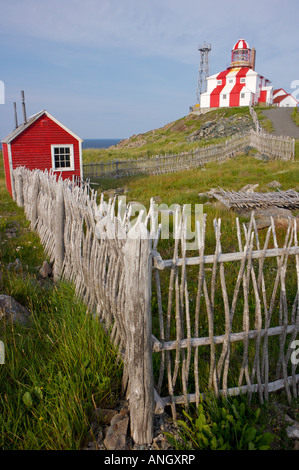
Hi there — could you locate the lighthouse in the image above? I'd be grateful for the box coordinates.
[199,39,273,109]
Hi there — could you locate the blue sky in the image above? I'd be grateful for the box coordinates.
[0,0,298,139]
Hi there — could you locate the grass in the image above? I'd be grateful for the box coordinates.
[254,106,275,133]
[0,155,123,450]
[82,107,253,163]
[292,107,299,127]
[88,152,299,212]
[1,101,299,449]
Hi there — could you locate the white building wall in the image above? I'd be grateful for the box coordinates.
[277,95,298,107]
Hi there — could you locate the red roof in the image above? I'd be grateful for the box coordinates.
[232,39,250,50]
[273,93,298,104]
[273,88,287,97]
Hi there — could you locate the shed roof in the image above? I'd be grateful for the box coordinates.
[273,93,298,104]
[1,110,83,144]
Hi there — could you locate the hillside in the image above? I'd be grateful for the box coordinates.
[83,107,263,163]
[114,107,254,149]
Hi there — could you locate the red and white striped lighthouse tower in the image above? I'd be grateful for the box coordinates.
[199,39,272,109]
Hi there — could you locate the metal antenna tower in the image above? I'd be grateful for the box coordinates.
[196,42,211,104]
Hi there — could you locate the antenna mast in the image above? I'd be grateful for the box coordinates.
[196,42,211,104]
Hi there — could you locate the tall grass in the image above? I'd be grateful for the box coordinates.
[0,277,122,450]
[0,154,122,450]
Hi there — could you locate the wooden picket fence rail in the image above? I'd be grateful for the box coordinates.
[83,132,250,179]
[12,166,299,445]
[83,109,295,180]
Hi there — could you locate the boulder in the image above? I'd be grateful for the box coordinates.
[7,258,22,273]
[103,409,130,450]
[267,180,282,188]
[0,294,31,326]
[253,207,294,230]
[39,261,53,278]
[241,184,259,193]
[286,423,299,440]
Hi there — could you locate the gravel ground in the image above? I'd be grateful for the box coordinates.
[263,108,299,138]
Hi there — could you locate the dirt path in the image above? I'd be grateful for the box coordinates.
[262,108,299,139]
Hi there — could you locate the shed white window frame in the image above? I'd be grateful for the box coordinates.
[51,144,75,171]
[240,77,246,83]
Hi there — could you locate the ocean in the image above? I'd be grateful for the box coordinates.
[0,139,122,151]
[82,139,122,149]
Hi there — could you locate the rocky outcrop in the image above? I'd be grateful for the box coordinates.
[186,114,254,143]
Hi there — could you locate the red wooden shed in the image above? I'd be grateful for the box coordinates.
[1,109,83,197]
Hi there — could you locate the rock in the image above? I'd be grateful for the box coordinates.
[294,440,299,450]
[39,261,52,278]
[254,208,294,230]
[241,184,259,193]
[285,414,295,424]
[0,294,31,326]
[243,145,253,155]
[267,180,282,188]
[7,258,22,273]
[103,411,130,450]
[206,188,217,197]
[256,154,269,161]
[92,408,118,425]
[198,192,212,200]
[5,226,18,238]
[286,423,299,440]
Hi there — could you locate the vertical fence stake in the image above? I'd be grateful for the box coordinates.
[123,227,154,445]
[31,171,39,230]
[16,171,24,207]
[54,180,65,282]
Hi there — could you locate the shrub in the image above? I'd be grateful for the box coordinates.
[165,396,274,450]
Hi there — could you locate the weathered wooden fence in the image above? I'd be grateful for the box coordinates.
[12,166,299,445]
[151,211,299,419]
[83,132,250,179]
[83,110,295,180]
[249,104,295,161]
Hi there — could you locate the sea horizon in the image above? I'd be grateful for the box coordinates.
[0,138,123,151]
[82,138,122,149]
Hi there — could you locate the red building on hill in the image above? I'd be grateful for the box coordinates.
[1,107,83,197]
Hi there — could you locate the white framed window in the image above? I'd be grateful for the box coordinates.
[240,78,246,83]
[229,79,234,84]
[241,93,245,99]
[51,145,74,171]
[217,80,222,85]
[223,94,227,99]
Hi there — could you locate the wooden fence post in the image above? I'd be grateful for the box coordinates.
[16,171,24,207]
[122,226,154,445]
[54,180,65,282]
[30,171,39,230]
